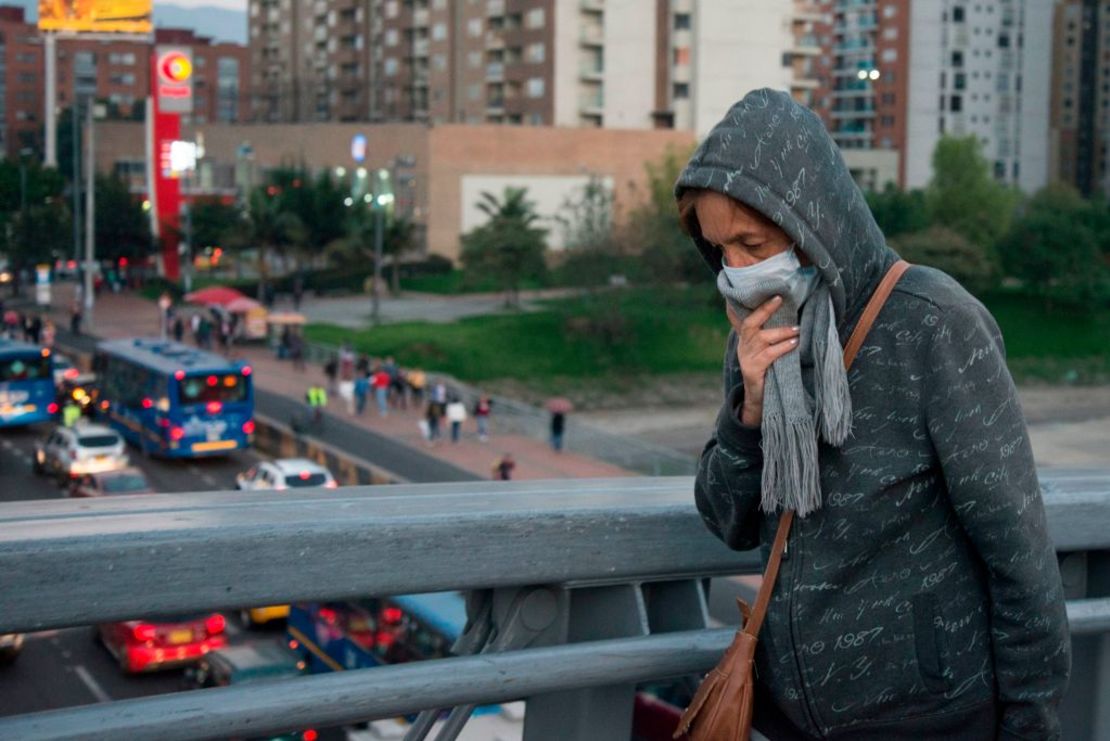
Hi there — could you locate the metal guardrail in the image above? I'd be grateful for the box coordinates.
[301,339,697,476]
[1,471,1108,740]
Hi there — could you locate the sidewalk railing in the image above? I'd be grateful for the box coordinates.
[1,470,1109,740]
[302,339,698,476]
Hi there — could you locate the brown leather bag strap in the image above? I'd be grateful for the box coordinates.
[843,259,912,371]
[742,259,912,638]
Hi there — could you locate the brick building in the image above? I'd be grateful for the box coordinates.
[0,5,249,158]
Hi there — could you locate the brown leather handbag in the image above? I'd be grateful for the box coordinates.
[673,260,911,741]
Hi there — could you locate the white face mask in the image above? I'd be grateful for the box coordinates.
[720,248,819,302]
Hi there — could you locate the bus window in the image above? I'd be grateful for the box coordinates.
[0,355,50,381]
[179,374,248,405]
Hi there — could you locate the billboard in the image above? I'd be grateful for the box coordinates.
[38,0,153,35]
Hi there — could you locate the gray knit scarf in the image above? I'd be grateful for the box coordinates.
[717,267,852,517]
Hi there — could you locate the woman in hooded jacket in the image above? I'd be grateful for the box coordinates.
[676,88,1069,740]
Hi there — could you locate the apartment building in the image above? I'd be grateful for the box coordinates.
[1049,0,1110,197]
[904,0,1053,192]
[249,0,800,133]
[0,6,249,158]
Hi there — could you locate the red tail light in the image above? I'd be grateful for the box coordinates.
[382,607,403,624]
[375,630,396,648]
[241,419,255,435]
[206,375,218,387]
[141,398,153,409]
[169,426,185,441]
[317,607,337,625]
[205,614,226,635]
[205,401,222,414]
[63,368,79,380]
[132,623,156,642]
[174,370,185,381]
[47,402,59,414]
[241,365,252,377]
[288,639,300,650]
[302,731,318,741]
[99,400,109,410]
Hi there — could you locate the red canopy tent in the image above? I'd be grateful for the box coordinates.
[184,286,248,307]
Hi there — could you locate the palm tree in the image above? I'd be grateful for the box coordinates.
[342,208,418,296]
[230,187,307,301]
[461,187,548,308]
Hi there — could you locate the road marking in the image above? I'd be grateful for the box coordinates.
[74,664,112,703]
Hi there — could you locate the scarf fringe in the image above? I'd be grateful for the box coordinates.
[816,304,853,446]
[760,416,822,517]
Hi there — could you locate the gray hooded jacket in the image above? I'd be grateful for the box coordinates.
[676,89,1069,740]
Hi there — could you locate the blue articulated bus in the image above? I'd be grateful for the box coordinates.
[0,339,57,428]
[93,338,254,458]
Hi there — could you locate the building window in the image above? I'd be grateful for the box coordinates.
[433,53,447,71]
[468,18,482,37]
[674,13,691,30]
[881,92,895,105]
[385,58,399,76]
[998,34,1010,48]
[526,43,545,63]
[881,48,897,62]
[529,112,544,125]
[880,115,894,127]
[952,6,965,22]
[467,83,481,101]
[525,8,545,29]
[527,77,544,98]
[950,95,962,112]
[954,73,966,90]
[109,73,136,86]
[385,1,399,19]
[673,82,689,99]
[674,47,690,66]
[468,51,482,68]
[432,23,447,40]
[952,50,963,67]
[386,29,399,46]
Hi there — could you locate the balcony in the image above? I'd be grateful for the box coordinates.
[485,31,505,49]
[790,77,819,90]
[791,35,822,56]
[579,63,603,81]
[487,0,504,17]
[0,472,1108,739]
[580,0,604,13]
[579,91,604,115]
[580,26,604,47]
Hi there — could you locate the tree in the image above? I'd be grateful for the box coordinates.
[620,144,705,285]
[94,174,152,264]
[553,174,623,287]
[890,226,997,295]
[459,187,548,308]
[925,135,1021,249]
[1,203,72,295]
[998,183,1110,307]
[866,183,929,239]
[188,199,242,252]
[342,208,418,296]
[229,186,308,300]
[266,167,347,263]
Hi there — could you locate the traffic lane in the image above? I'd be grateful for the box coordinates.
[0,425,65,502]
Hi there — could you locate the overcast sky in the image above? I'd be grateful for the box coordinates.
[163,0,245,9]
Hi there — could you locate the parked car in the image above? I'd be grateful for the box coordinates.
[0,633,23,665]
[235,459,337,491]
[98,613,227,673]
[33,423,128,482]
[69,468,153,498]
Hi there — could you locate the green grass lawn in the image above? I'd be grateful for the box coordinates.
[399,270,547,295]
[306,286,1109,388]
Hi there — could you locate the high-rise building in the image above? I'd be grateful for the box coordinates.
[1049,0,1110,197]
[0,6,250,158]
[905,0,1053,193]
[248,0,800,133]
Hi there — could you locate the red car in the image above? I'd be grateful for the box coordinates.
[98,613,228,673]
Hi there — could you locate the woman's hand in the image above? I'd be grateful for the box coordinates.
[726,297,800,427]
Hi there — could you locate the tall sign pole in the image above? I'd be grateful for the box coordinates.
[149,46,194,282]
[44,33,57,168]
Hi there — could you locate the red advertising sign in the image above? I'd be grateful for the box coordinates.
[155,46,193,114]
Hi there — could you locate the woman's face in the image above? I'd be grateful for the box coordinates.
[694,190,811,268]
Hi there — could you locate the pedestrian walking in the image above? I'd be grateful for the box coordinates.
[354,372,369,415]
[290,333,306,371]
[671,88,1068,740]
[323,354,338,394]
[549,411,565,452]
[28,315,42,345]
[446,397,467,443]
[41,319,55,349]
[69,302,82,336]
[371,366,391,417]
[407,368,427,405]
[491,453,515,481]
[304,383,328,426]
[424,399,441,443]
[190,313,202,345]
[172,316,185,343]
[337,343,356,414]
[473,396,492,442]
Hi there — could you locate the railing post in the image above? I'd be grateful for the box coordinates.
[1059,550,1110,740]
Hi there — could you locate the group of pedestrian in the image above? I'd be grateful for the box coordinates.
[186,310,238,354]
[325,344,429,421]
[420,385,493,446]
[276,325,306,369]
[1,308,56,348]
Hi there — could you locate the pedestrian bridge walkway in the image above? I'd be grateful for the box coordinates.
[1,471,1108,740]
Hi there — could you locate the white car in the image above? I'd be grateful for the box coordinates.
[236,459,338,491]
[33,423,129,482]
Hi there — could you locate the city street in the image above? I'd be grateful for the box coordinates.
[0,424,276,718]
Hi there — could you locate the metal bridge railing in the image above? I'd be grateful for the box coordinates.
[1,471,1108,740]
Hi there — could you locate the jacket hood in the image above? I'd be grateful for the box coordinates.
[675,88,898,332]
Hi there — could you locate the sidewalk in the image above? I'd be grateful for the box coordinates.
[42,285,634,482]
